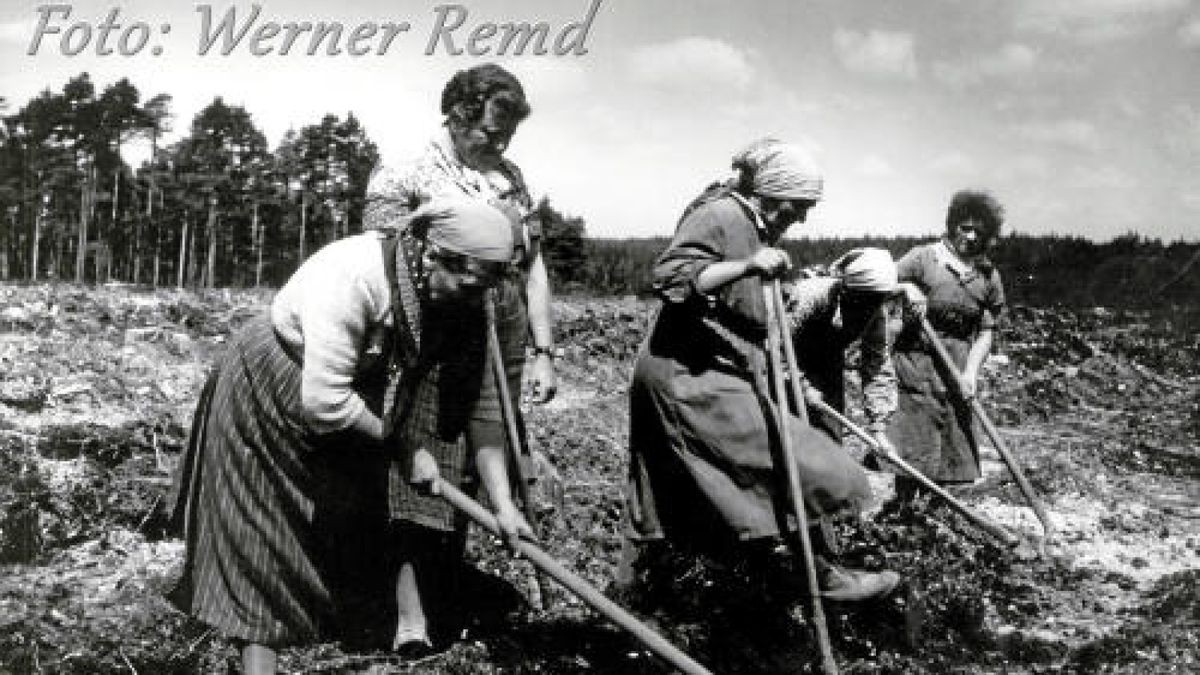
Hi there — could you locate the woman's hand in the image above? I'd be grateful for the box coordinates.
[871,431,895,454]
[493,501,535,551]
[529,353,557,403]
[748,247,792,279]
[803,384,825,409]
[409,448,441,494]
[959,368,978,400]
[900,282,927,319]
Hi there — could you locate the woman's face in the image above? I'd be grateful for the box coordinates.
[839,289,890,334]
[423,246,497,308]
[949,218,994,258]
[759,197,816,240]
[449,97,520,171]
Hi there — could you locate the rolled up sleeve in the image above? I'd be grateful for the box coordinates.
[652,208,726,304]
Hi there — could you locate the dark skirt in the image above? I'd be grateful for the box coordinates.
[625,347,871,549]
[887,337,982,483]
[495,273,529,407]
[386,274,527,531]
[167,315,389,645]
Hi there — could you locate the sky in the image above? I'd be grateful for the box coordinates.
[2,0,1199,241]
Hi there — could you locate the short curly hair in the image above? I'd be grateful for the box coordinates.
[440,64,531,127]
[945,190,1004,240]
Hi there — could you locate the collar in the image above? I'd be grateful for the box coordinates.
[429,131,483,191]
[429,129,524,204]
[934,239,977,281]
[430,128,457,162]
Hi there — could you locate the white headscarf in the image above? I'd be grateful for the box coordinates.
[412,198,514,263]
[832,248,898,294]
[731,137,824,201]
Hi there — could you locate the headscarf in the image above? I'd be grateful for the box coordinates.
[731,137,824,201]
[832,247,898,294]
[410,198,513,263]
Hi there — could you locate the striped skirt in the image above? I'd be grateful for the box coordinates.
[167,315,390,645]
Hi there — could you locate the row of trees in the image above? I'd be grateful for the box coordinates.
[3,73,1194,308]
[0,73,381,288]
[1,73,590,290]
[577,234,1200,309]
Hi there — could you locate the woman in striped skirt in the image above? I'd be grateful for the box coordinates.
[168,198,530,675]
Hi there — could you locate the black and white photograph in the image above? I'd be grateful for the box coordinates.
[1,1,1198,673]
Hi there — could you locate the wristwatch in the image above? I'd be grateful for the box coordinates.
[531,345,555,359]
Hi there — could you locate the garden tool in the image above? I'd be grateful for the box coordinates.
[919,316,1055,545]
[485,289,552,610]
[808,397,1020,548]
[765,278,839,675]
[424,470,715,675]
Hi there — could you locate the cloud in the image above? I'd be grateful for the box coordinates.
[1016,119,1102,152]
[1068,164,1131,190]
[929,151,977,175]
[1017,0,1190,43]
[1161,104,1200,161]
[998,154,1052,180]
[933,43,1038,87]
[1180,18,1200,48]
[1181,188,1200,212]
[832,29,918,80]
[856,154,895,177]
[626,37,758,92]
[508,60,589,101]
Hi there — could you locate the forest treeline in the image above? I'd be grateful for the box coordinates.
[0,72,590,290]
[577,235,1200,309]
[1,73,1196,309]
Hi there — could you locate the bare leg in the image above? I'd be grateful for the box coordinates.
[393,561,430,649]
[240,642,276,675]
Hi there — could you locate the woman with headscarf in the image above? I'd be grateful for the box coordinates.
[167,199,530,675]
[620,138,899,602]
[887,190,1007,490]
[786,248,900,449]
[364,62,560,655]
[367,63,557,407]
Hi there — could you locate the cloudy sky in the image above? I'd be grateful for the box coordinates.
[3,0,1198,241]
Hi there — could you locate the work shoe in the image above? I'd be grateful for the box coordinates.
[819,563,901,601]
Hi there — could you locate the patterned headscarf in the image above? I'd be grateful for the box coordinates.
[832,247,898,294]
[731,137,824,201]
[412,198,513,263]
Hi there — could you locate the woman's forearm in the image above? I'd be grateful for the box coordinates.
[695,260,754,294]
[475,444,516,509]
[525,253,553,349]
[964,329,994,381]
[347,407,384,443]
[474,440,531,547]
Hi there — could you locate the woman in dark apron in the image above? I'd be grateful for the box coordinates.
[622,139,900,603]
[887,190,1007,489]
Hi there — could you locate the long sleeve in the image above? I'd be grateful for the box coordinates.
[895,245,930,287]
[271,234,390,434]
[653,204,727,305]
[859,305,898,432]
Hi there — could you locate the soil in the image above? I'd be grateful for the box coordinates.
[1,285,1196,674]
